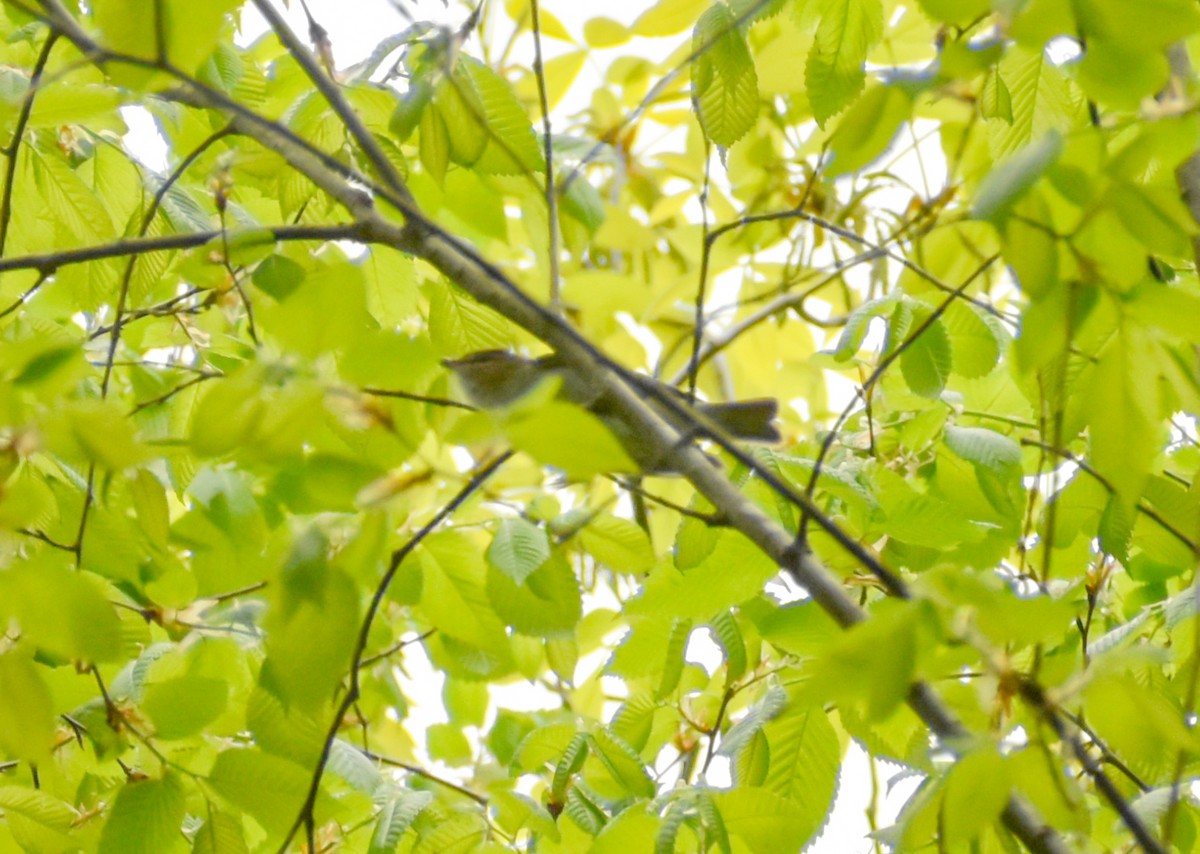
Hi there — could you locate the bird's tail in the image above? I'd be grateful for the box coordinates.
[699,399,780,442]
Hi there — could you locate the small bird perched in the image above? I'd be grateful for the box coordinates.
[442,349,779,473]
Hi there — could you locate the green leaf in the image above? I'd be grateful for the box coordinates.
[1,556,123,662]
[1075,0,1200,49]
[832,296,896,361]
[806,600,926,721]
[578,513,656,574]
[654,617,692,699]
[260,534,360,712]
[711,610,747,683]
[418,101,450,183]
[872,465,988,548]
[487,517,551,583]
[972,131,1062,222]
[492,789,562,843]
[206,749,313,837]
[436,75,490,168]
[487,549,582,637]
[43,398,149,471]
[142,674,228,740]
[944,425,1021,473]
[721,682,789,757]
[917,0,989,26]
[899,316,952,398]
[988,48,1082,158]
[762,707,840,805]
[941,748,1011,845]
[456,56,545,175]
[428,722,473,764]
[369,789,433,854]
[94,0,241,73]
[428,283,515,355]
[1088,331,1159,502]
[1076,39,1170,109]
[634,0,712,37]
[98,774,186,854]
[629,531,776,620]
[0,652,54,763]
[711,787,816,853]
[189,367,265,457]
[504,400,638,479]
[827,83,912,176]
[590,728,655,798]
[413,813,487,854]
[691,3,760,147]
[806,0,884,126]
[1107,182,1196,259]
[549,731,590,799]
[192,809,249,854]
[416,531,510,651]
[0,786,76,850]
[942,301,1002,378]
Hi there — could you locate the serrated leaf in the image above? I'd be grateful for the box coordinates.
[1089,331,1158,502]
[711,610,747,683]
[655,617,692,699]
[456,56,545,175]
[942,301,1002,378]
[428,283,514,355]
[369,789,434,854]
[762,708,840,842]
[831,296,895,361]
[590,728,655,798]
[806,0,883,126]
[691,4,760,147]
[578,513,656,574]
[487,549,582,637]
[551,731,590,800]
[413,813,488,854]
[487,517,551,583]
[720,684,788,758]
[711,787,816,853]
[899,317,952,398]
[988,48,1082,157]
[944,425,1021,473]
[192,808,249,854]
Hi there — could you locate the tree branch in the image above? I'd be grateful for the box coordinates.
[0,224,366,276]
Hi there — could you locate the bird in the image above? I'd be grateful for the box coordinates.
[441,349,779,473]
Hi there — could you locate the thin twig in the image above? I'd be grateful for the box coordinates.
[363,749,488,805]
[278,452,512,853]
[360,387,476,410]
[358,629,435,669]
[0,31,58,256]
[529,0,561,312]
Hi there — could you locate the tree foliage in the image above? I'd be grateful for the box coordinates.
[0,0,1199,851]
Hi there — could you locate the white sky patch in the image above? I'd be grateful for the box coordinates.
[119,105,168,173]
